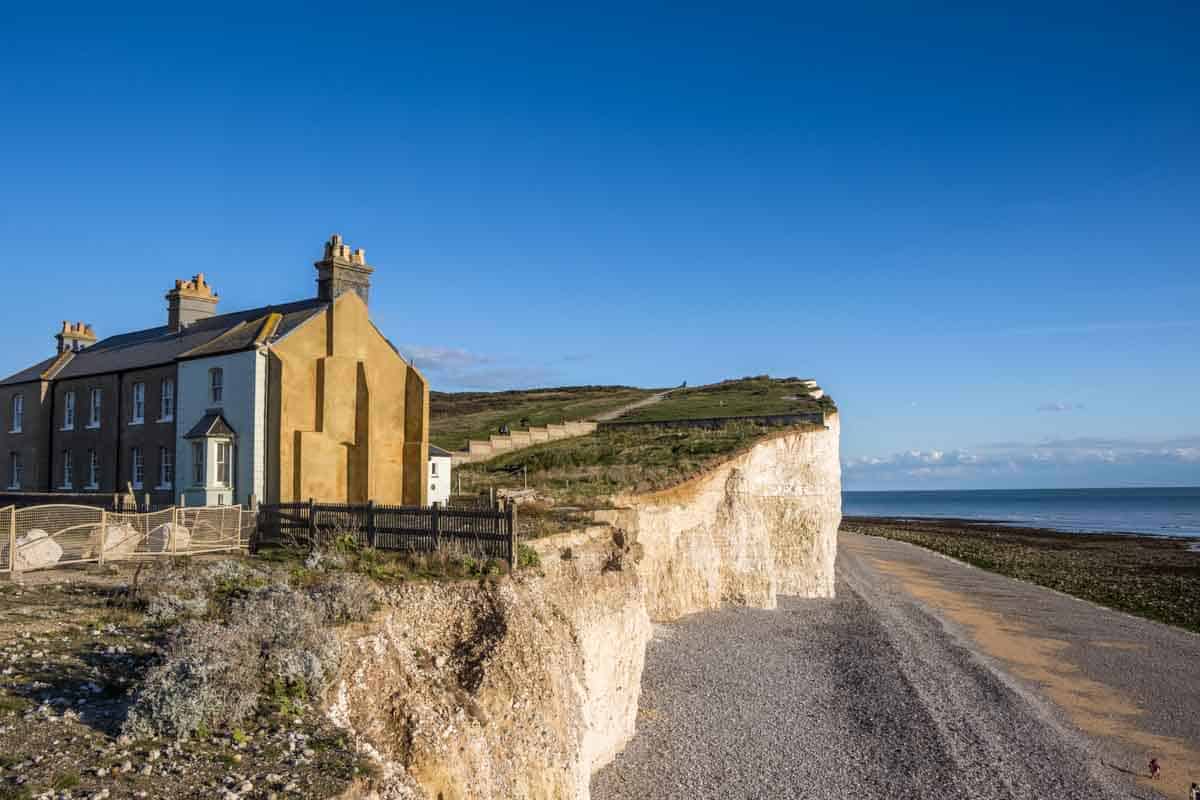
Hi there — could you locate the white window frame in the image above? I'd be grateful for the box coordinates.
[131,382,145,424]
[88,388,102,428]
[86,449,99,489]
[60,450,73,489]
[191,441,205,485]
[10,394,22,434]
[131,447,144,489]
[158,447,173,489]
[210,368,223,404]
[159,378,175,422]
[8,452,22,489]
[215,440,231,486]
[62,391,75,430]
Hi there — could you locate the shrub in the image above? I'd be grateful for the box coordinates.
[517,544,541,569]
[125,583,345,738]
[124,619,262,738]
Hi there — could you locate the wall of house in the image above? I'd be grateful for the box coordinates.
[116,366,178,505]
[47,373,120,493]
[176,349,263,507]
[0,381,52,491]
[266,292,429,505]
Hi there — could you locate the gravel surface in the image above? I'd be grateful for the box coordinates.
[591,545,1147,800]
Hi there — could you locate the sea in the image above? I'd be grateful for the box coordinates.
[842,487,1200,538]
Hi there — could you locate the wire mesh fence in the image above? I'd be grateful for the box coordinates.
[0,503,251,576]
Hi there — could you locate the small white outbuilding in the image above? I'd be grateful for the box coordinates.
[428,445,453,506]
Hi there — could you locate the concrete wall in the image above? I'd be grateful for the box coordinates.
[267,292,428,505]
[177,349,262,507]
[457,420,598,464]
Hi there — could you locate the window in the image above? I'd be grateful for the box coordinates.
[159,447,173,487]
[210,368,223,403]
[159,378,174,421]
[431,461,438,477]
[63,391,75,430]
[61,450,73,488]
[131,382,145,423]
[192,441,205,484]
[131,447,144,489]
[88,388,102,428]
[87,449,99,488]
[215,441,231,486]
[8,452,22,489]
[10,394,22,433]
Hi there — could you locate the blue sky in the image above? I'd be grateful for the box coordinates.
[1,2,1197,490]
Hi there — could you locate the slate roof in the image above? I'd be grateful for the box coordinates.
[428,445,453,458]
[184,410,237,439]
[0,354,66,386]
[0,298,327,386]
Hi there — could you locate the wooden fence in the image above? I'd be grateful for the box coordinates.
[256,500,516,564]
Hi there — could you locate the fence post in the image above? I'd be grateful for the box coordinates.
[507,500,517,570]
[8,506,15,575]
[307,498,316,550]
[366,500,376,549]
[431,503,440,551]
[98,508,106,566]
[171,506,178,556]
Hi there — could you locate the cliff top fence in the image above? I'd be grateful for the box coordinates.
[596,411,826,432]
[1,503,253,576]
[256,500,516,565]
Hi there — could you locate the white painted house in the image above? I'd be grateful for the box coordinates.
[428,445,452,506]
[175,349,268,507]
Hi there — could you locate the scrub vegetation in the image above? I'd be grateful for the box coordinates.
[429,385,656,450]
[614,375,834,423]
[456,421,825,510]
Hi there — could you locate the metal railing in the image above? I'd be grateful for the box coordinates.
[0,503,252,576]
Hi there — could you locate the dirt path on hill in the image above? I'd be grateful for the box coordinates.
[593,532,1198,799]
[593,391,670,421]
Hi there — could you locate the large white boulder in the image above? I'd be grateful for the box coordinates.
[100,523,142,560]
[145,522,190,553]
[14,529,63,572]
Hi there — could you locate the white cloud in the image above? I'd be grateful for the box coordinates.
[843,435,1200,488]
[402,344,559,391]
[1037,401,1085,413]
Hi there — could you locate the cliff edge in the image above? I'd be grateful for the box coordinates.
[329,415,841,800]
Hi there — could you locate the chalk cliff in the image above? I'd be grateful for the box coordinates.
[329,415,841,800]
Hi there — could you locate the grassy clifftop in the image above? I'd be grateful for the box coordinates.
[616,375,834,423]
[430,385,656,450]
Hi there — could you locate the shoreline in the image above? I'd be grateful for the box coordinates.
[841,516,1200,634]
[843,514,1199,542]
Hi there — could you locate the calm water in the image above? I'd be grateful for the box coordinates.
[842,487,1200,537]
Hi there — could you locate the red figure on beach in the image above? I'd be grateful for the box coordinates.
[1149,758,1161,779]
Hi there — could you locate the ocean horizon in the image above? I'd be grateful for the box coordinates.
[842,486,1200,537]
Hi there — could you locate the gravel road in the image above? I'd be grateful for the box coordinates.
[591,538,1162,800]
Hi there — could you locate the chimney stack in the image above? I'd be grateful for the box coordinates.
[166,273,219,331]
[314,233,373,305]
[55,321,97,354]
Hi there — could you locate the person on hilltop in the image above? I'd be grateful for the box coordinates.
[1148,758,1161,780]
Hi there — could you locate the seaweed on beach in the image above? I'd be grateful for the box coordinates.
[843,517,1200,633]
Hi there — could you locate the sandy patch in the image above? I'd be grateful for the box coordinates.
[869,555,1199,799]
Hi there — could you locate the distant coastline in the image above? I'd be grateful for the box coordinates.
[843,486,1200,538]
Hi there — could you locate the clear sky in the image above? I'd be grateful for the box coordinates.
[2,2,1197,490]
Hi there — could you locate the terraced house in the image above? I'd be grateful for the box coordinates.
[0,234,430,507]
